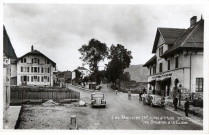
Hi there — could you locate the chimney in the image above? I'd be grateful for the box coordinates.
[31,45,34,51]
[190,16,197,27]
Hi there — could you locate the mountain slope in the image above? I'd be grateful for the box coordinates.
[124,64,148,82]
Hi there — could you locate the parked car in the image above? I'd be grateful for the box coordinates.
[91,92,106,108]
[142,94,165,107]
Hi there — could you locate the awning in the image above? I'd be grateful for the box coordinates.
[148,79,156,84]
[161,77,171,82]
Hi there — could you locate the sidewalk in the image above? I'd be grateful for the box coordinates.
[3,106,22,129]
[164,99,203,126]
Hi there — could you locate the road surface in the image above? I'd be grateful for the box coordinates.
[67,84,203,130]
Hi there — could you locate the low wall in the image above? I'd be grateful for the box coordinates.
[10,86,80,104]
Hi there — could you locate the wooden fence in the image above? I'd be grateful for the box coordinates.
[10,86,80,104]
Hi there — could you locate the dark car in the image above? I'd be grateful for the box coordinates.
[91,92,106,108]
[142,94,165,107]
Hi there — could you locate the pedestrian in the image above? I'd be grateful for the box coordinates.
[139,91,142,101]
[184,98,190,117]
[128,89,131,100]
[115,89,118,95]
[172,80,179,111]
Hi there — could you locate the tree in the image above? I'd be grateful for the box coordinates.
[78,38,109,74]
[74,69,82,84]
[106,44,132,87]
[119,72,131,82]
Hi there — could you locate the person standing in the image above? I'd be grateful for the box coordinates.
[128,89,131,100]
[172,82,179,111]
[184,98,190,117]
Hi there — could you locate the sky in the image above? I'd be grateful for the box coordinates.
[3,4,205,71]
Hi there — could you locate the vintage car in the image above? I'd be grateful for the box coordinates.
[91,92,106,107]
[142,94,165,107]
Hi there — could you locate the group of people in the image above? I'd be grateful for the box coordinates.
[173,82,190,117]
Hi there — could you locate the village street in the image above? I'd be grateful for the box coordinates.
[67,84,203,130]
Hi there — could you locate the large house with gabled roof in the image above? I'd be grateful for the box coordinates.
[143,16,204,98]
[16,46,56,86]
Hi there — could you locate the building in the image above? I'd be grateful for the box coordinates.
[3,26,17,112]
[143,16,204,98]
[77,66,90,78]
[55,70,72,86]
[16,46,56,86]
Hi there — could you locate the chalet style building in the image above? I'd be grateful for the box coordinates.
[3,26,17,112]
[143,16,204,98]
[16,46,56,86]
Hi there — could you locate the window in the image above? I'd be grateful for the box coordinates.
[47,60,49,64]
[196,78,203,92]
[34,58,38,63]
[159,63,162,72]
[38,76,40,82]
[27,67,30,72]
[34,67,37,72]
[21,59,23,63]
[31,76,33,82]
[48,77,50,82]
[31,67,33,72]
[168,60,170,70]
[41,67,43,73]
[21,67,23,72]
[41,76,44,82]
[23,76,27,82]
[48,68,50,73]
[27,76,29,82]
[38,67,40,73]
[38,59,39,64]
[153,65,156,74]
[175,57,179,68]
[21,76,23,81]
[32,59,33,63]
[24,58,26,63]
[159,46,163,56]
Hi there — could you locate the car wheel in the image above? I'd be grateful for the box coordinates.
[161,103,165,108]
[150,102,153,107]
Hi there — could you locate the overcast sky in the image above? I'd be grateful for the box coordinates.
[3,4,204,71]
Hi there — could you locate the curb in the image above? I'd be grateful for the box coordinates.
[164,105,203,127]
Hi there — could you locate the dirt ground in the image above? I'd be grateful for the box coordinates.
[16,103,94,129]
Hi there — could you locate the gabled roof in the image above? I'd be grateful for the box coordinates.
[17,49,56,67]
[161,19,204,58]
[143,55,157,67]
[152,28,185,53]
[3,26,17,59]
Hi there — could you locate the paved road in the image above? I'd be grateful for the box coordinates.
[68,84,203,130]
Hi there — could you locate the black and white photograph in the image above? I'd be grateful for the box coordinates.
[1,0,209,134]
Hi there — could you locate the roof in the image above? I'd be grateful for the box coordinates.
[3,26,17,59]
[161,19,204,58]
[152,28,185,53]
[143,55,157,67]
[17,49,56,67]
[77,67,88,70]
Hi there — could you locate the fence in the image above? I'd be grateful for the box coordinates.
[10,86,80,104]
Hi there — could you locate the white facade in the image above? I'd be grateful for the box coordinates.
[144,17,204,98]
[17,49,56,86]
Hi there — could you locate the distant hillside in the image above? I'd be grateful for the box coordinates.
[124,64,148,82]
